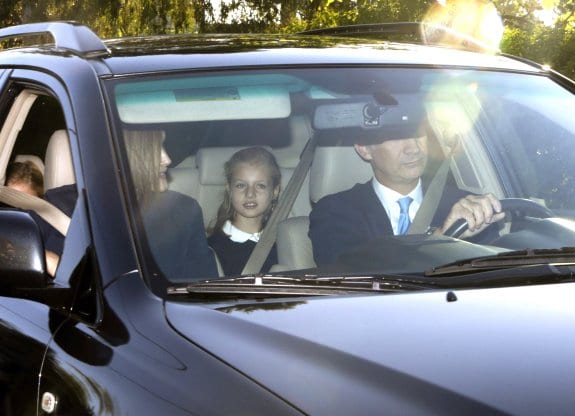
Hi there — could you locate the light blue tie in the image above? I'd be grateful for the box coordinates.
[397,196,413,235]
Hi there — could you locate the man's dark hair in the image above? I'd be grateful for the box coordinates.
[5,160,44,197]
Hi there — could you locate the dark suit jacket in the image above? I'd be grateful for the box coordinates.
[139,191,219,280]
[308,180,468,266]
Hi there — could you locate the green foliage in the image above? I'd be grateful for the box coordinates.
[550,29,575,79]
[493,0,543,29]
[2,0,575,78]
[1,0,196,37]
[494,0,575,77]
[500,26,533,56]
[0,1,23,27]
[356,0,429,23]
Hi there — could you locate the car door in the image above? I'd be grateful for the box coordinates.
[0,71,93,414]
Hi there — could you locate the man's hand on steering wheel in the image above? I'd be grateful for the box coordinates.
[436,193,505,239]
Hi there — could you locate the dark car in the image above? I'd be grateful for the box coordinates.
[1,19,575,415]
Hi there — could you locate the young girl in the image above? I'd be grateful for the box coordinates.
[208,147,281,276]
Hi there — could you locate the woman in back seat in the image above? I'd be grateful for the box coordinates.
[208,147,281,276]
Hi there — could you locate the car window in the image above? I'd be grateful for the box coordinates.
[0,87,81,279]
[104,67,575,283]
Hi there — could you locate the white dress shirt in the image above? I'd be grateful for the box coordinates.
[371,178,423,235]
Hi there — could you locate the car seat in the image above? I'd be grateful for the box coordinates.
[272,145,372,271]
[44,129,75,191]
[14,154,45,175]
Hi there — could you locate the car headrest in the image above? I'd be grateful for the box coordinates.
[44,129,75,191]
[309,146,372,203]
[15,154,45,175]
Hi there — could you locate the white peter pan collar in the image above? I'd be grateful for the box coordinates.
[222,220,261,243]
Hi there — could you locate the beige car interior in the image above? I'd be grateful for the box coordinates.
[0,89,507,277]
[14,154,45,175]
[168,115,313,228]
[168,122,376,273]
[168,110,494,274]
[43,129,76,191]
[0,90,75,237]
[272,146,373,272]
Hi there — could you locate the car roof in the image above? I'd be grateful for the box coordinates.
[0,22,543,77]
[99,34,542,75]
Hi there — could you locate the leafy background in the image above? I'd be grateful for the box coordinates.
[1,0,575,77]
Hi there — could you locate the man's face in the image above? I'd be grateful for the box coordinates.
[354,135,428,193]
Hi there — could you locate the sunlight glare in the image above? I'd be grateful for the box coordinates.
[422,0,504,53]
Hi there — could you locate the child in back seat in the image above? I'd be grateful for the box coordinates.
[208,147,281,276]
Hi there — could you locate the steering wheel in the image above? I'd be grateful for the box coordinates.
[444,197,554,239]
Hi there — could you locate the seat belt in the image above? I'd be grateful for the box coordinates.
[242,136,316,275]
[407,156,451,234]
[0,186,70,236]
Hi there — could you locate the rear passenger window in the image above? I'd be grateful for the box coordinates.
[12,95,66,157]
[0,88,76,278]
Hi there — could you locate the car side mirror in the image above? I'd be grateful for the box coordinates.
[0,209,50,289]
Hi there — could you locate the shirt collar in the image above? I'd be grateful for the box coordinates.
[372,177,423,231]
[372,177,423,207]
[222,220,261,243]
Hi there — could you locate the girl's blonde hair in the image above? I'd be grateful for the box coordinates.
[209,147,281,235]
[123,129,165,202]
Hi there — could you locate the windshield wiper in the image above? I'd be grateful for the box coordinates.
[167,249,575,297]
[426,247,575,277]
[167,274,438,297]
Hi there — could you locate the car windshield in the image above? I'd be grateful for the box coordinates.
[104,66,575,286]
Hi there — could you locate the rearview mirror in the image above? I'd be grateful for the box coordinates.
[313,94,426,142]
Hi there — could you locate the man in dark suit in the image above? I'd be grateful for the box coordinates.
[309,133,504,266]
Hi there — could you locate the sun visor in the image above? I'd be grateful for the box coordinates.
[116,86,291,123]
[114,75,297,123]
[313,94,427,144]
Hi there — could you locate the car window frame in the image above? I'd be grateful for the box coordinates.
[0,72,93,284]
